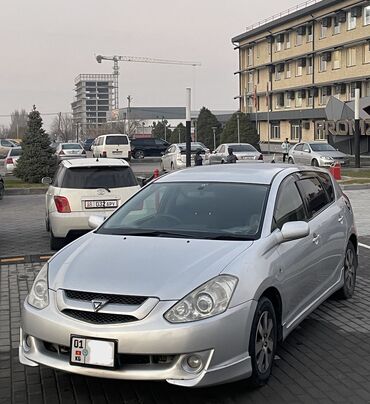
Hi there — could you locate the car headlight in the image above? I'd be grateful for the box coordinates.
[320,156,333,161]
[164,275,238,323]
[28,264,49,309]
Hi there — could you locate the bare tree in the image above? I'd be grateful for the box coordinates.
[0,125,10,138]
[9,109,28,139]
[49,113,74,142]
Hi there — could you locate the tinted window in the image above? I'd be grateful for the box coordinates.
[62,143,82,150]
[98,182,269,240]
[302,144,310,152]
[61,167,137,189]
[10,148,22,156]
[295,144,303,151]
[155,139,168,146]
[317,172,335,202]
[310,144,336,152]
[52,166,65,187]
[229,144,256,152]
[105,136,128,145]
[297,177,329,218]
[273,176,306,230]
[1,140,13,147]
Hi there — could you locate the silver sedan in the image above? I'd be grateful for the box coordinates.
[209,143,263,164]
[20,164,357,387]
[55,143,86,161]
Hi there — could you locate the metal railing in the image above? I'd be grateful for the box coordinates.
[244,0,321,32]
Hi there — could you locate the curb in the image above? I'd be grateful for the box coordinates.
[0,254,53,264]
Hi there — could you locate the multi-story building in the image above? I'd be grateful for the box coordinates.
[71,74,115,136]
[232,0,370,152]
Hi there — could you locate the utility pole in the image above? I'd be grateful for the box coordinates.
[236,113,240,143]
[354,88,361,168]
[212,127,217,151]
[193,120,197,142]
[127,95,132,135]
[186,88,191,167]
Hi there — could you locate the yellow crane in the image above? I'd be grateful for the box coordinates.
[96,54,201,110]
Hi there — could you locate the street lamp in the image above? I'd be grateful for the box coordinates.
[212,127,217,151]
[236,113,240,143]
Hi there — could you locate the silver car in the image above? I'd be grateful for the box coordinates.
[288,142,349,167]
[4,146,22,174]
[20,164,357,387]
[55,143,86,161]
[210,143,263,164]
[160,142,210,171]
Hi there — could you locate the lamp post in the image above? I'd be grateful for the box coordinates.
[186,88,192,167]
[236,113,240,143]
[212,127,217,151]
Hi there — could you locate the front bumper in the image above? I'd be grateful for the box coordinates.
[20,293,256,387]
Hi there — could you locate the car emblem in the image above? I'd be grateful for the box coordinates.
[91,299,109,312]
[97,189,106,195]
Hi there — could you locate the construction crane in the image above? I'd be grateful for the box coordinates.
[96,54,201,110]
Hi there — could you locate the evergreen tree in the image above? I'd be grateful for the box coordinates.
[196,107,221,150]
[169,123,186,144]
[221,113,259,147]
[152,120,172,140]
[15,106,57,183]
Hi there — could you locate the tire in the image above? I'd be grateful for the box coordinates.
[171,162,174,171]
[249,297,277,387]
[336,241,357,300]
[134,150,145,159]
[50,230,66,251]
[0,183,4,200]
[160,161,165,172]
[45,218,50,232]
[311,159,319,167]
[288,157,294,164]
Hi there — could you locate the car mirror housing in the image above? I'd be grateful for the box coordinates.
[280,221,310,242]
[88,215,105,229]
[41,177,52,185]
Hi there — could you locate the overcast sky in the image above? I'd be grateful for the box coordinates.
[0,0,299,129]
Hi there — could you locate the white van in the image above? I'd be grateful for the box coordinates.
[92,134,131,161]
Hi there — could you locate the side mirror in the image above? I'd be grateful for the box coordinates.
[41,177,52,185]
[280,221,309,242]
[88,215,105,229]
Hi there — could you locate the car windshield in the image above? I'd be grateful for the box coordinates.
[229,145,256,152]
[10,148,22,156]
[106,136,128,145]
[62,143,82,150]
[97,182,269,240]
[309,144,336,152]
[61,166,137,189]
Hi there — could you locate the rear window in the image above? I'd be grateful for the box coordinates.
[10,148,22,156]
[179,145,205,154]
[230,145,256,152]
[106,136,129,145]
[61,167,137,189]
[297,177,329,218]
[62,144,82,150]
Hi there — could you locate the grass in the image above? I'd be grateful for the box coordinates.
[339,178,370,185]
[4,176,47,189]
[341,169,370,178]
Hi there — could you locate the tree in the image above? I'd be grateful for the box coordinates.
[169,123,186,144]
[0,125,9,138]
[152,120,172,140]
[49,113,74,142]
[9,109,28,139]
[221,113,259,147]
[196,107,221,150]
[15,106,57,183]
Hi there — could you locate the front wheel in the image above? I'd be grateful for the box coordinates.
[0,183,4,200]
[336,241,357,299]
[249,297,277,387]
[288,157,294,164]
[134,150,145,159]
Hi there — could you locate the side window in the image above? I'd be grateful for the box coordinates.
[2,140,13,147]
[303,143,310,153]
[295,144,303,151]
[52,166,65,187]
[317,172,335,202]
[219,145,225,153]
[297,177,329,218]
[273,176,306,230]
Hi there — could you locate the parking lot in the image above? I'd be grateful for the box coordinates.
[1,173,370,403]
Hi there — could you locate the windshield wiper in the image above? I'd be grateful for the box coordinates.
[207,234,255,241]
[110,229,200,238]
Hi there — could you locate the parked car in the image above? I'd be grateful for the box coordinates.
[160,142,210,171]
[20,164,357,387]
[210,143,263,165]
[82,138,95,151]
[0,175,4,200]
[288,142,349,167]
[131,138,169,159]
[55,143,86,161]
[42,158,140,250]
[0,138,16,158]
[4,147,22,174]
[9,139,22,146]
[92,134,131,161]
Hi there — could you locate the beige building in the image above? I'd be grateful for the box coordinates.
[232,0,370,152]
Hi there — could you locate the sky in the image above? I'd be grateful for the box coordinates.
[0,0,300,130]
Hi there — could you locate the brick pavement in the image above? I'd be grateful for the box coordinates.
[0,246,370,404]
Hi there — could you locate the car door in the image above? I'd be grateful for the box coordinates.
[291,143,303,164]
[272,174,323,330]
[301,143,312,165]
[162,146,173,170]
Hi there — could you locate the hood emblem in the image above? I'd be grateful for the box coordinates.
[91,299,109,312]
[97,189,106,195]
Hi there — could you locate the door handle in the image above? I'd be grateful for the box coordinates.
[312,234,320,245]
[338,215,344,223]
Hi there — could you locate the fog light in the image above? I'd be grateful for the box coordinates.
[182,354,203,373]
[23,335,32,352]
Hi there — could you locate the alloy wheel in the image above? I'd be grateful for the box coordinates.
[344,247,355,291]
[255,310,274,374]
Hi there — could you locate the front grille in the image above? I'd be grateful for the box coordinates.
[62,309,137,324]
[64,290,147,306]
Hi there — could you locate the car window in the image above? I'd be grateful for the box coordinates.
[273,176,306,231]
[219,145,225,153]
[295,144,303,151]
[105,136,128,145]
[62,144,82,150]
[1,140,13,147]
[10,148,22,156]
[155,140,166,146]
[229,144,256,152]
[98,182,269,240]
[310,144,336,152]
[302,144,310,153]
[317,172,335,203]
[296,177,329,218]
[52,166,65,187]
[61,166,137,189]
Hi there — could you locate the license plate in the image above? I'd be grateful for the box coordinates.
[112,151,122,154]
[70,336,116,368]
[242,156,254,160]
[85,200,118,209]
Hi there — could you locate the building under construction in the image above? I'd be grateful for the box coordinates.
[71,74,115,136]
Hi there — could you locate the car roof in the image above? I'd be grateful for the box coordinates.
[157,164,299,185]
[61,158,130,168]
[60,142,81,146]
[97,134,129,137]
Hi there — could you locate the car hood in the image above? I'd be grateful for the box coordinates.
[49,232,253,300]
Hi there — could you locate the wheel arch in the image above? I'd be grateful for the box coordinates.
[259,287,283,342]
[349,233,358,252]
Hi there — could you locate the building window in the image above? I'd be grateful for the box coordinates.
[247,96,253,113]
[364,6,370,25]
[348,83,361,101]
[307,25,313,42]
[320,87,331,105]
[286,33,291,49]
[333,18,341,35]
[248,72,254,92]
[271,124,281,139]
[296,33,303,46]
[347,11,356,30]
[291,124,301,141]
[256,44,260,59]
[319,56,327,72]
[275,93,284,109]
[275,39,282,52]
[347,47,356,67]
[296,63,303,76]
[275,70,281,81]
[364,44,370,64]
[307,57,313,75]
[285,93,291,108]
[286,63,291,78]
[295,92,303,107]
[320,23,327,38]
[333,50,341,69]
[315,125,326,140]
[256,69,260,84]
[307,92,313,107]
[247,48,253,66]
[333,86,341,99]
[365,81,370,97]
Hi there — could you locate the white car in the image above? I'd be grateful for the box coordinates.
[92,134,131,161]
[210,143,263,165]
[55,143,86,161]
[160,142,210,171]
[42,158,140,250]
[4,147,22,174]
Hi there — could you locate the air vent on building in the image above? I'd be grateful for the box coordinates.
[322,17,332,27]
[351,6,362,18]
[337,11,347,23]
